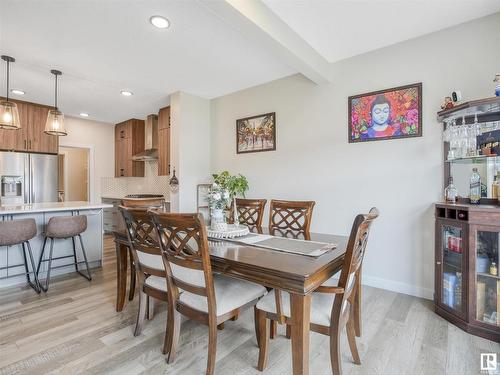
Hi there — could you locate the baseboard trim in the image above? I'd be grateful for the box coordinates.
[329,273,434,300]
[361,274,434,300]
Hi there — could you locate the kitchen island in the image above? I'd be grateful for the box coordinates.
[0,201,112,288]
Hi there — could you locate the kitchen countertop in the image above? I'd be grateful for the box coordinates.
[0,201,113,215]
[101,196,170,202]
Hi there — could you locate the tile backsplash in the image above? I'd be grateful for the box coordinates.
[101,161,170,199]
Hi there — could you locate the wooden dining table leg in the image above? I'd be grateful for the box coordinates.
[115,242,128,312]
[290,293,311,375]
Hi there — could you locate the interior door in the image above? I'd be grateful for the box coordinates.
[30,154,58,203]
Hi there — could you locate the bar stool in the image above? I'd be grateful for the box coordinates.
[0,219,41,293]
[36,215,92,292]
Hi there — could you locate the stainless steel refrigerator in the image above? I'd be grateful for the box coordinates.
[0,152,58,205]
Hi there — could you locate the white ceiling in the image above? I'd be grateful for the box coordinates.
[263,0,500,63]
[0,0,293,123]
[0,0,499,124]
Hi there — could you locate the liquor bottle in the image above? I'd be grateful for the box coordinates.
[444,176,458,203]
[493,173,499,200]
[470,168,481,204]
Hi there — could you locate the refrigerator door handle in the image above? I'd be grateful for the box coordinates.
[31,160,35,203]
[24,154,30,204]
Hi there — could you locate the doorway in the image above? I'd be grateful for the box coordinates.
[58,146,90,202]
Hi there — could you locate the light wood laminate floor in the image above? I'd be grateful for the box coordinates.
[0,236,498,375]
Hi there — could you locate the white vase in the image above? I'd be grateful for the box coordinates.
[211,208,227,231]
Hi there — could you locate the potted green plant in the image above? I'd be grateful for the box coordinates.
[212,171,249,225]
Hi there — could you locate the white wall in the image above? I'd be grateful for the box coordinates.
[170,91,211,212]
[60,116,115,203]
[210,13,500,299]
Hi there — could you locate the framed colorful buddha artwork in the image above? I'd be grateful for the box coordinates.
[348,83,422,143]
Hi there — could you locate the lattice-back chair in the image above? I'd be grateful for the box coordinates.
[268,199,315,234]
[119,197,165,301]
[229,198,267,229]
[150,212,267,375]
[120,206,168,342]
[255,208,379,375]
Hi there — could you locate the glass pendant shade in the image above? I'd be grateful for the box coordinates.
[45,109,67,136]
[45,69,67,136]
[0,100,21,129]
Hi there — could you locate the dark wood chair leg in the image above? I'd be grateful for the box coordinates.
[346,316,361,365]
[330,323,342,375]
[115,242,127,312]
[134,289,147,336]
[257,309,269,371]
[167,309,181,364]
[286,324,291,339]
[162,309,171,355]
[270,320,277,339]
[254,306,260,347]
[354,269,362,337]
[128,249,136,301]
[146,296,154,320]
[207,321,218,375]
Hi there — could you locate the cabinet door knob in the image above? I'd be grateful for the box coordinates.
[28,140,31,149]
[24,140,27,149]
[436,261,442,265]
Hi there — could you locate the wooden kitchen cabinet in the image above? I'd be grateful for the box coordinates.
[158,106,170,176]
[0,99,58,154]
[114,119,145,177]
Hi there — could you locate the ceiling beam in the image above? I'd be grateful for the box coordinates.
[199,0,331,84]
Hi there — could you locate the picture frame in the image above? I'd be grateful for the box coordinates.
[236,112,276,154]
[348,83,422,143]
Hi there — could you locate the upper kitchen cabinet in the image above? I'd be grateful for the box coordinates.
[158,106,170,176]
[114,119,145,177]
[0,100,58,154]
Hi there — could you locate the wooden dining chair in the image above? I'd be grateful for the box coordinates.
[255,208,379,375]
[120,206,169,346]
[229,198,267,228]
[150,211,267,375]
[268,199,315,233]
[268,199,315,337]
[120,197,165,301]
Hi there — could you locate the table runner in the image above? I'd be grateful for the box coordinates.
[209,233,337,257]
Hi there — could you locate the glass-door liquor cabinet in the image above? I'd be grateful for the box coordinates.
[435,97,500,342]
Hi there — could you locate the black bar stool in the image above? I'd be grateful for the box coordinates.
[0,218,41,293]
[36,215,92,292]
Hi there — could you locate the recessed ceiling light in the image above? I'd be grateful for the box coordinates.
[120,90,133,97]
[79,112,89,117]
[11,89,25,95]
[150,15,170,29]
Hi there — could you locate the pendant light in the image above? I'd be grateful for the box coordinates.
[0,55,21,130]
[45,69,67,136]
[169,168,179,192]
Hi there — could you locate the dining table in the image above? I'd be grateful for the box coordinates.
[114,227,358,375]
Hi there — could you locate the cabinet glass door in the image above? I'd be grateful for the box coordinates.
[475,229,500,326]
[440,224,465,314]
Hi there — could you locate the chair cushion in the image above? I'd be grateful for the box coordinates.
[0,218,37,246]
[145,275,168,291]
[256,290,337,327]
[46,215,87,238]
[179,274,267,317]
[257,273,356,327]
[137,252,164,271]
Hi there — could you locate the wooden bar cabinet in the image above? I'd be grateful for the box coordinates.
[435,96,500,342]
